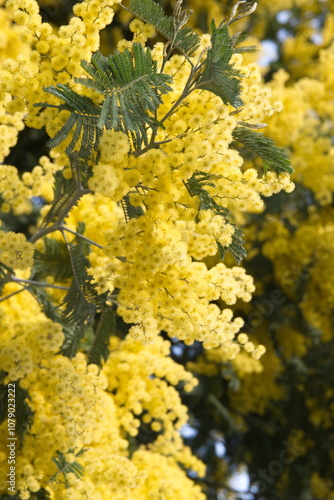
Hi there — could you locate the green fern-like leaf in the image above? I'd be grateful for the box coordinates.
[38,172,89,234]
[127,0,200,56]
[76,46,172,144]
[0,263,11,295]
[36,45,173,155]
[186,171,246,263]
[42,171,77,225]
[33,238,72,282]
[121,194,144,223]
[88,309,116,367]
[233,126,293,175]
[0,383,33,444]
[29,286,63,323]
[35,85,102,158]
[61,242,97,324]
[50,451,84,487]
[186,171,229,218]
[61,230,109,317]
[57,227,110,357]
[231,32,258,54]
[196,21,243,108]
[217,226,246,264]
[61,324,87,359]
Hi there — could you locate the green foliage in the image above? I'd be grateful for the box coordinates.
[77,46,172,146]
[121,193,144,222]
[231,32,258,54]
[14,383,34,444]
[42,171,77,225]
[61,324,87,359]
[233,126,293,175]
[0,383,33,443]
[36,45,172,155]
[127,0,200,56]
[88,309,116,367]
[186,171,246,263]
[33,237,72,282]
[196,21,243,108]
[50,450,84,487]
[217,226,246,264]
[0,263,11,295]
[35,86,102,158]
[28,286,63,324]
[61,242,99,325]
[60,232,111,358]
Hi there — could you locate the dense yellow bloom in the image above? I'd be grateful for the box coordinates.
[132,449,206,500]
[0,0,302,498]
[0,165,32,214]
[0,230,34,269]
[103,336,198,437]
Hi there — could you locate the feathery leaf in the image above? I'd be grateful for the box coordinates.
[88,309,116,367]
[196,21,243,108]
[0,263,11,295]
[186,171,246,263]
[77,46,172,144]
[33,238,72,282]
[35,86,102,158]
[121,194,144,223]
[127,0,200,56]
[233,126,293,174]
[50,451,84,487]
[0,383,33,444]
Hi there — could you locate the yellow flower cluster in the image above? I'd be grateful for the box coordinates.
[311,472,334,500]
[0,286,63,378]
[24,154,64,203]
[0,350,142,499]
[227,336,285,418]
[103,336,198,437]
[104,218,254,349]
[267,69,334,206]
[259,209,334,342]
[0,288,139,499]
[88,131,130,201]
[0,0,119,134]
[79,47,294,352]
[131,449,206,500]
[0,0,301,497]
[62,192,123,293]
[0,287,206,499]
[129,18,156,46]
[0,165,32,214]
[0,230,34,270]
[0,7,27,162]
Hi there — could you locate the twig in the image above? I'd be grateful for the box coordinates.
[10,276,70,291]
[29,223,59,244]
[0,287,25,303]
[59,226,104,250]
[29,188,92,244]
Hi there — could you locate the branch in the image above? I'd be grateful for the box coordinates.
[10,276,70,291]
[29,188,92,244]
[0,287,25,303]
[59,226,104,250]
